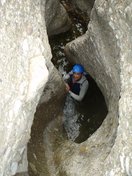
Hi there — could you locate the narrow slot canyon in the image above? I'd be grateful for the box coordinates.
[48,1,108,143]
[0,0,132,176]
[28,1,108,175]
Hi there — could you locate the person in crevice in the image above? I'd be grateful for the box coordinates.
[63,64,89,102]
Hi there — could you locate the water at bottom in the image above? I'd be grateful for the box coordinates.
[63,94,81,141]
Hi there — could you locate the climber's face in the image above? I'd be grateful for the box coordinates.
[73,72,82,81]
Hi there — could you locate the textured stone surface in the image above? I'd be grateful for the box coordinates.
[27,67,66,176]
[0,0,68,175]
[0,0,50,175]
[61,0,132,175]
[28,0,132,175]
[1,0,132,175]
[39,63,66,104]
[71,0,95,16]
[44,0,71,36]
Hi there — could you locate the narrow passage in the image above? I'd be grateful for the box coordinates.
[49,0,108,143]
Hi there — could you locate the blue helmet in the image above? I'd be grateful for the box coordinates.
[72,64,84,73]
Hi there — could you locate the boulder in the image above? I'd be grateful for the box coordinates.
[71,0,95,17]
[44,0,71,36]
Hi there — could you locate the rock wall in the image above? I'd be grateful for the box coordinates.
[62,0,132,175]
[0,0,69,175]
[0,0,50,175]
[102,0,132,175]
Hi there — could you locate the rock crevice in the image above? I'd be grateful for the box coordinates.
[0,0,132,176]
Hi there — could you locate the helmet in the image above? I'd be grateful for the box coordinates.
[72,64,84,73]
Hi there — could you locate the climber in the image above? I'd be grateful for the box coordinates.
[63,64,89,102]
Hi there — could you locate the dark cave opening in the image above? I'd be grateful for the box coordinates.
[74,74,108,143]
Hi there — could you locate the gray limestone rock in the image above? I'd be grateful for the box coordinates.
[0,0,132,175]
[0,0,50,175]
[62,0,132,175]
[44,0,71,36]
[71,0,95,17]
[0,0,66,175]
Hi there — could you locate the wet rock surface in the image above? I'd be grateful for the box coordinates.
[28,100,64,176]
[28,67,66,176]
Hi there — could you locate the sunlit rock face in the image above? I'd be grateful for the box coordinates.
[0,0,68,175]
[63,0,132,175]
[0,1,50,175]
